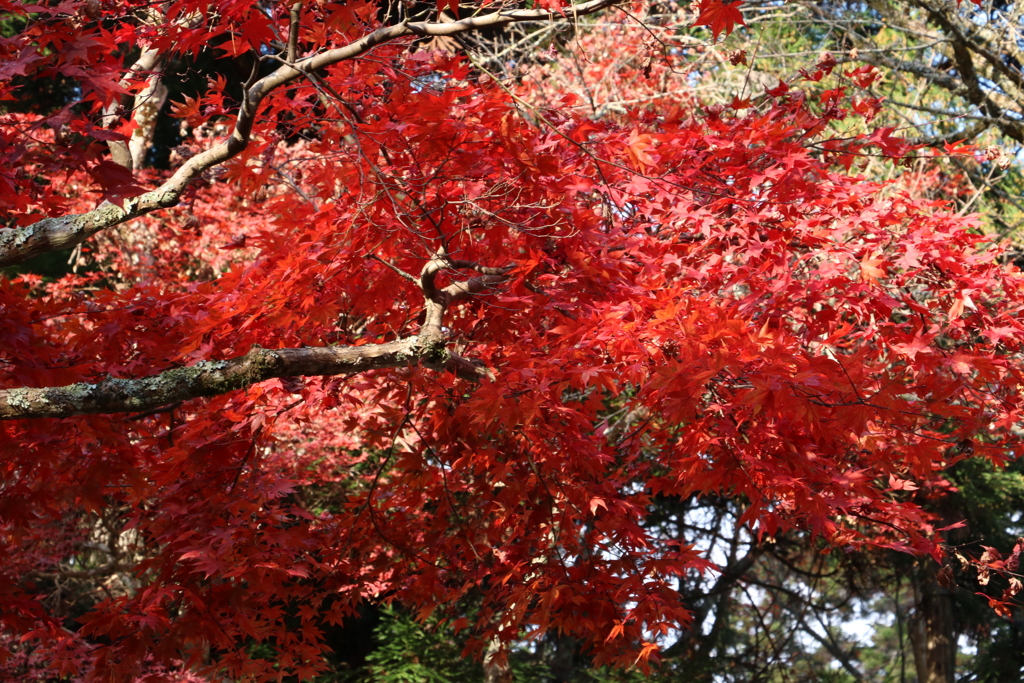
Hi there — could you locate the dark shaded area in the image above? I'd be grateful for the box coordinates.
[0,248,75,281]
[320,602,383,675]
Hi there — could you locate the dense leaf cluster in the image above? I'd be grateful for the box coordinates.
[1,0,1022,681]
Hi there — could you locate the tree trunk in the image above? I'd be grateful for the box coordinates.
[908,561,956,683]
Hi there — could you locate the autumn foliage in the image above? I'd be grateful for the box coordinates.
[1,0,1023,680]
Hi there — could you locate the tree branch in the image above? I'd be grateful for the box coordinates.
[0,0,621,268]
[287,1,303,63]
[0,337,489,420]
[1,245,511,419]
[100,41,163,171]
[367,253,419,283]
[420,249,513,303]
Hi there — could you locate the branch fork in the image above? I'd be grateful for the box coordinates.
[0,254,508,420]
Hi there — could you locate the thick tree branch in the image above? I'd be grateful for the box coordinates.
[126,68,169,171]
[102,7,197,171]
[441,270,511,303]
[0,336,488,420]
[287,1,303,63]
[1,248,510,419]
[0,0,621,268]
[420,249,513,303]
[101,44,163,171]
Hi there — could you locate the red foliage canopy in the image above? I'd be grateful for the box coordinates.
[1,0,1022,680]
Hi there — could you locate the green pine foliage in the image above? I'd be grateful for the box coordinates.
[364,606,484,683]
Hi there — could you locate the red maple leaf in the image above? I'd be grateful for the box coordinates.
[693,0,746,40]
[88,160,147,208]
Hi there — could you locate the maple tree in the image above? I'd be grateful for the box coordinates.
[507,8,1024,681]
[2,0,1024,681]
